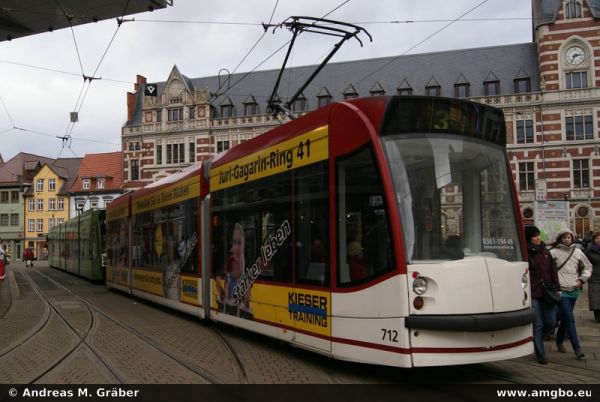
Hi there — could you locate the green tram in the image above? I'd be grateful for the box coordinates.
[48,209,106,281]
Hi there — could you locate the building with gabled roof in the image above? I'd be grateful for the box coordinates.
[0,152,55,261]
[69,151,124,216]
[22,158,81,259]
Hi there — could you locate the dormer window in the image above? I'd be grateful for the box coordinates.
[454,74,470,98]
[454,83,470,98]
[565,0,582,19]
[484,80,500,96]
[425,77,441,96]
[221,105,234,117]
[396,78,413,96]
[291,94,307,112]
[369,81,385,96]
[514,78,531,93]
[243,95,258,116]
[220,96,235,118]
[317,87,332,108]
[83,179,90,190]
[425,85,441,96]
[97,178,105,189]
[343,84,358,100]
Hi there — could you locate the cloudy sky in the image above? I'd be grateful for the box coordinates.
[0,0,532,162]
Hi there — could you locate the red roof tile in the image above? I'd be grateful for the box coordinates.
[70,151,123,192]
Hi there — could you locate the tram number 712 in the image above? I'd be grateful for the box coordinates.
[381,328,399,343]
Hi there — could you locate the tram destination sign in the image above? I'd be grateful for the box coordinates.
[211,125,329,191]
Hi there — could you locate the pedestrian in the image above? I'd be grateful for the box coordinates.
[584,231,600,322]
[525,225,559,364]
[0,244,6,281]
[23,248,34,267]
[549,228,592,359]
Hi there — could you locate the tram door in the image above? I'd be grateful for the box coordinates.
[290,162,331,353]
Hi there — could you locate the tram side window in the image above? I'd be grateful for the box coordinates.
[337,147,394,286]
[177,199,199,274]
[132,211,157,268]
[212,172,293,285]
[107,219,128,267]
[295,162,329,286]
[80,224,89,261]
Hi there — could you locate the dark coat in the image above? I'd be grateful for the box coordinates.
[527,242,560,299]
[584,244,600,310]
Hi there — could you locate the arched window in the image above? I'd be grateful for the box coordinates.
[574,204,591,239]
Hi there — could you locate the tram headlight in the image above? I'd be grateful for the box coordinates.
[521,273,528,289]
[413,277,428,295]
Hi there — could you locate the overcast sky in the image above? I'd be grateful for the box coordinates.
[0,0,532,162]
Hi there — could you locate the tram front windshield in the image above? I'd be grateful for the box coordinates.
[383,135,522,263]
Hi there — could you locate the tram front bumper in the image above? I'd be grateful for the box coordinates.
[404,308,535,332]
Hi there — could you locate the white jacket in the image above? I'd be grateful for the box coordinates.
[550,243,593,291]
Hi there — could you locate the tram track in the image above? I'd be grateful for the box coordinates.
[29,268,245,384]
[0,272,51,358]
[6,267,564,385]
[19,270,124,384]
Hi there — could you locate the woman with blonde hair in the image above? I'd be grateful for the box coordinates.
[550,228,593,359]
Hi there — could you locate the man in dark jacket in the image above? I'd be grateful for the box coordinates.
[526,225,560,364]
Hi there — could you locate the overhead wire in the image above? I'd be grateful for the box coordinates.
[356,0,490,85]
[215,0,350,101]
[61,0,132,143]
[0,93,16,127]
[215,0,280,96]
[33,0,134,189]
[153,0,351,150]
[0,59,136,84]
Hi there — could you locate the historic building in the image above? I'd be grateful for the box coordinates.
[121,0,600,238]
[0,153,54,261]
[69,151,124,217]
[23,158,81,259]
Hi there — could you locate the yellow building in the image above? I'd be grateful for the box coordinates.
[23,159,81,259]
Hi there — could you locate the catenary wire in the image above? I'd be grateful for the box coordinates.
[356,0,490,85]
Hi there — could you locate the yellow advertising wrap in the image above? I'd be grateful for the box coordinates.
[211,125,329,191]
[212,281,331,337]
[107,265,130,287]
[106,202,128,222]
[154,225,163,257]
[132,175,200,215]
[133,269,164,296]
[180,276,200,305]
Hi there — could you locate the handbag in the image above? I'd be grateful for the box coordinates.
[540,281,561,305]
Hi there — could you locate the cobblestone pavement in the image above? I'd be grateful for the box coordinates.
[0,261,598,384]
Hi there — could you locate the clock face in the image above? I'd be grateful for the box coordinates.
[566,46,585,65]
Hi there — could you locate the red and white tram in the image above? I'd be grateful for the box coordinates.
[106,96,534,367]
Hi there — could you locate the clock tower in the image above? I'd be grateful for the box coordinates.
[522,0,600,236]
[533,0,600,91]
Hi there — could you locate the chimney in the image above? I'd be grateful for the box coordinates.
[126,75,147,125]
[126,92,136,124]
[134,74,147,93]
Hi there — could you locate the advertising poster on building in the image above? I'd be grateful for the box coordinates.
[534,201,570,242]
